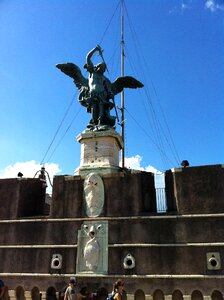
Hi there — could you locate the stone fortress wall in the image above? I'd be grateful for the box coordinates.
[0,164,224,300]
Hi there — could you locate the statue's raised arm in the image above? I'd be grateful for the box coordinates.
[85,45,102,72]
[56,46,144,131]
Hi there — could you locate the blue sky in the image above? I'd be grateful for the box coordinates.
[0,0,223,182]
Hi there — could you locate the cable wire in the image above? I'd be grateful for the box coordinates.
[98,1,121,46]
[123,2,181,168]
[46,106,82,163]
[125,107,176,168]
[40,93,76,165]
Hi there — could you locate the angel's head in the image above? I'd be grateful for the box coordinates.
[95,62,106,74]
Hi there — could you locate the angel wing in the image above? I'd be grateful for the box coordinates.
[56,62,88,91]
[111,76,144,95]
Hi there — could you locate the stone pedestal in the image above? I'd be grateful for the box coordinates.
[75,129,123,176]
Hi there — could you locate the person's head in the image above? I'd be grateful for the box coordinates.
[69,277,76,286]
[95,62,106,74]
[114,279,124,292]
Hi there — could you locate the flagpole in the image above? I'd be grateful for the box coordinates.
[121,0,125,168]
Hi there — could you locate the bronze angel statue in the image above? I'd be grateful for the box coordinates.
[56,45,143,131]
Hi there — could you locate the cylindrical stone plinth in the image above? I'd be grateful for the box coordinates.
[75,129,123,176]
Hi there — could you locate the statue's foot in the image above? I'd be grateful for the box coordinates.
[86,123,113,132]
[93,125,110,131]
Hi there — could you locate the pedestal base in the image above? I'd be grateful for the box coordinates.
[75,129,123,176]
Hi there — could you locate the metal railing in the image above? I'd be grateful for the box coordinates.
[156,187,167,213]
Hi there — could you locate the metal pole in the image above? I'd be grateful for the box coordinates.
[121,0,125,168]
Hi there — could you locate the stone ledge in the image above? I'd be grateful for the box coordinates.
[1,273,224,279]
[1,242,224,249]
[1,213,224,223]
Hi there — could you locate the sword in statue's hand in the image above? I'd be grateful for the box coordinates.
[96,45,120,124]
[96,44,110,74]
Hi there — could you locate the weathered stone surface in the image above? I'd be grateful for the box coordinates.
[50,171,156,218]
[0,178,45,219]
[76,129,123,176]
[166,164,224,214]
[1,165,224,295]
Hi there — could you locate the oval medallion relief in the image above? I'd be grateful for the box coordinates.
[84,172,104,217]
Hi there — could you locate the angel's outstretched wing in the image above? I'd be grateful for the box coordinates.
[111,76,143,95]
[56,63,88,90]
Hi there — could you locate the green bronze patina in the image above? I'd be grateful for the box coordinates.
[56,45,143,131]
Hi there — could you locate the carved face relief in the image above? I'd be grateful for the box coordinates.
[84,173,104,217]
[76,221,108,274]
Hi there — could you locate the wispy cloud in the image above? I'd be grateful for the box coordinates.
[169,0,224,14]
[169,1,191,14]
[205,0,224,12]
[181,3,191,13]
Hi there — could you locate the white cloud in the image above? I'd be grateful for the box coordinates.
[124,155,144,170]
[145,164,160,174]
[0,160,61,194]
[205,0,224,12]
[122,155,159,174]
[122,155,165,188]
[0,157,159,193]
